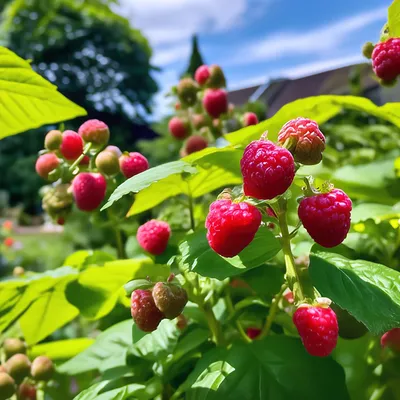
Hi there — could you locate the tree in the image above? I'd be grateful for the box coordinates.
[182,34,205,78]
[0,0,159,212]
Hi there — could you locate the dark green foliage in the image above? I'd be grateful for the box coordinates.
[182,35,205,78]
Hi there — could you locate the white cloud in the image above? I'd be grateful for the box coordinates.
[229,7,386,65]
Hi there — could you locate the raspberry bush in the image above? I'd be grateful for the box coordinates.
[2,3,400,398]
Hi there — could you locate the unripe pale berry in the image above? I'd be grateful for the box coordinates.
[177,78,199,107]
[105,145,122,158]
[44,130,62,151]
[60,130,84,160]
[192,114,208,130]
[5,354,31,384]
[243,112,258,127]
[3,339,27,360]
[207,65,226,88]
[203,89,228,118]
[152,283,188,319]
[0,372,16,400]
[78,119,110,147]
[185,135,208,155]
[35,153,60,180]
[30,356,54,381]
[95,151,120,176]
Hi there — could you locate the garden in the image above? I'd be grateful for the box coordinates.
[1,0,400,399]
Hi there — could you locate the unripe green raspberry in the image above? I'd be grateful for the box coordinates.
[362,42,374,59]
[44,130,62,151]
[95,151,120,176]
[177,78,199,107]
[207,65,226,88]
[0,372,16,400]
[3,338,27,359]
[5,354,31,384]
[13,266,25,277]
[42,184,73,220]
[152,282,188,319]
[30,356,54,381]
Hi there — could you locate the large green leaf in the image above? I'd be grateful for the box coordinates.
[30,338,94,361]
[179,228,281,280]
[351,203,398,223]
[225,96,400,146]
[389,0,400,37]
[0,46,86,139]
[102,161,197,210]
[309,247,400,334]
[58,320,133,375]
[178,336,349,400]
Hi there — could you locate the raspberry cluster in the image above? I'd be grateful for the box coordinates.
[131,282,188,332]
[168,64,260,157]
[35,119,149,224]
[0,338,54,399]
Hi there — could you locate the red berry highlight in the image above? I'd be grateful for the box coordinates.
[381,328,400,352]
[168,117,190,139]
[203,89,228,118]
[195,65,210,86]
[60,130,84,160]
[72,173,107,211]
[372,38,400,82]
[185,135,208,155]
[205,199,261,257]
[278,118,326,165]
[293,305,338,357]
[240,140,295,200]
[35,153,59,180]
[131,289,165,332]
[119,152,149,179]
[298,189,352,248]
[243,112,258,127]
[137,220,171,255]
[247,327,261,339]
[78,119,110,146]
[4,237,14,248]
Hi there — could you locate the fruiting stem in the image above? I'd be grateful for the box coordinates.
[259,283,287,339]
[225,292,251,343]
[36,389,45,400]
[201,303,224,346]
[277,197,309,304]
[68,142,92,172]
[114,226,126,259]
[186,184,195,231]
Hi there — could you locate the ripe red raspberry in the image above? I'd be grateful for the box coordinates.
[168,116,190,139]
[278,118,326,165]
[243,112,258,127]
[17,382,36,400]
[72,173,107,211]
[192,114,208,130]
[105,145,122,158]
[80,155,90,165]
[298,189,352,248]
[35,153,59,180]
[203,89,228,118]
[78,119,110,146]
[246,327,261,339]
[4,237,14,248]
[57,217,65,225]
[381,328,400,352]
[131,289,165,332]
[205,199,262,257]
[185,135,208,155]
[293,305,338,357]
[60,130,84,160]
[137,220,171,255]
[240,140,295,200]
[44,129,62,151]
[195,65,210,86]
[372,38,400,82]
[119,152,149,179]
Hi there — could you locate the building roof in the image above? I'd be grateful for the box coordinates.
[228,63,379,117]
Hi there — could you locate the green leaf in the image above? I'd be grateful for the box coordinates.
[63,250,116,269]
[309,248,400,334]
[179,336,349,400]
[225,96,400,146]
[30,338,94,361]
[123,279,153,296]
[388,0,400,37]
[351,203,398,223]
[129,320,180,361]
[58,320,132,375]
[170,328,209,364]
[241,265,285,296]
[179,228,281,280]
[0,47,86,139]
[102,161,197,210]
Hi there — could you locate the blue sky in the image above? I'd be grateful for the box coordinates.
[117,0,391,117]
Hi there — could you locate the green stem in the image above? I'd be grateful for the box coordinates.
[115,226,126,259]
[225,292,251,343]
[68,142,92,172]
[259,284,287,339]
[277,197,313,304]
[201,303,224,346]
[186,184,195,231]
[36,388,45,400]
